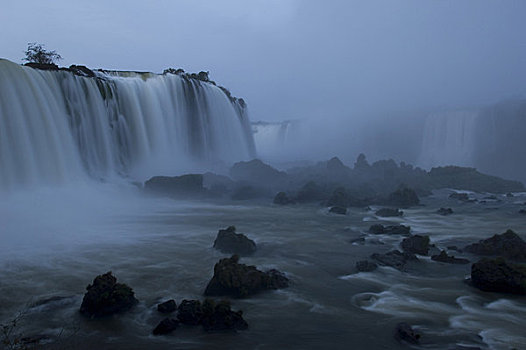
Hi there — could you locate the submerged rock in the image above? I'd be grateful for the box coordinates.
[368,224,411,235]
[79,272,138,317]
[273,192,295,205]
[437,207,454,216]
[355,260,378,272]
[375,208,403,217]
[153,318,179,335]
[395,322,421,344]
[401,235,430,255]
[371,250,418,270]
[204,255,288,298]
[387,185,420,208]
[464,229,526,261]
[449,192,470,202]
[157,299,177,314]
[431,250,469,264]
[213,226,256,256]
[329,206,347,215]
[471,258,526,295]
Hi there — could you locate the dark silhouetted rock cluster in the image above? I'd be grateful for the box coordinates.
[387,185,419,208]
[401,235,430,255]
[371,250,418,270]
[395,322,421,344]
[213,226,256,256]
[157,299,177,313]
[471,258,526,295]
[437,207,454,215]
[464,229,526,261]
[431,250,469,264]
[79,272,138,317]
[204,255,288,298]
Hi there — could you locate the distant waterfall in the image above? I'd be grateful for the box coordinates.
[0,59,255,190]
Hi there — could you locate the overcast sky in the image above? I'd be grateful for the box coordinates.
[1,0,526,122]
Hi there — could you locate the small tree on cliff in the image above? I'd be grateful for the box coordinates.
[23,42,62,65]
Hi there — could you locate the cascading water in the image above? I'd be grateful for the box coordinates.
[0,59,255,191]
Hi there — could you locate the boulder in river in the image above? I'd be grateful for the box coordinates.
[464,229,526,261]
[80,272,138,317]
[471,258,526,295]
[213,226,256,256]
[153,318,179,335]
[157,299,177,314]
[400,235,430,255]
[368,224,411,235]
[355,260,378,272]
[394,322,421,344]
[201,299,248,332]
[436,207,454,216]
[204,255,288,298]
[371,250,418,270]
[431,250,469,264]
[329,206,347,215]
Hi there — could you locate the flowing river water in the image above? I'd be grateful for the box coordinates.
[0,185,525,350]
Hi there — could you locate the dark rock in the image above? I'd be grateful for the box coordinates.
[471,258,526,295]
[431,250,469,264]
[24,62,59,71]
[203,172,235,194]
[437,207,454,215]
[157,299,177,314]
[464,229,526,261]
[371,250,418,270]
[375,208,403,217]
[449,192,470,201]
[153,318,179,335]
[506,192,514,198]
[327,187,371,208]
[144,174,204,197]
[329,206,347,215]
[368,224,411,235]
[230,159,287,187]
[204,255,289,298]
[213,226,256,256]
[519,209,526,215]
[295,181,327,203]
[177,300,203,325]
[350,237,366,245]
[80,272,138,317]
[447,245,460,251]
[356,260,378,272]
[201,299,248,332]
[387,185,420,208]
[395,322,421,344]
[273,192,295,205]
[69,65,96,77]
[401,235,430,255]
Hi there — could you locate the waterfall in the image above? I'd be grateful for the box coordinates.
[0,59,255,191]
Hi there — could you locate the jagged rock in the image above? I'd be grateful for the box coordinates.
[157,299,177,313]
[204,255,288,298]
[273,192,295,205]
[449,192,470,201]
[69,65,96,77]
[401,235,430,255]
[153,318,179,335]
[437,207,454,215]
[201,299,248,332]
[395,322,421,344]
[213,226,256,256]
[356,260,378,272]
[329,206,347,215]
[431,250,469,264]
[368,224,411,235]
[371,250,418,270]
[464,229,526,261]
[144,174,204,197]
[387,185,420,208]
[177,300,203,325]
[230,159,287,187]
[79,272,138,317]
[295,181,327,202]
[375,208,403,217]
[471,258,526,295]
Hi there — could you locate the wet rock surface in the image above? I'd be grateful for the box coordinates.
[394,322,421,344]
[464,229,526,261]
[368,224,411,235]
[355,260,378,272]
[157,299,177,314]
[153,318,179,335]
[80,272,138,317]
[471,258,526,295]
[431,250,469,264]
[204,255,289,298]
[213,226,257,256]
[371,250,418,270]
[437,207,454,215]
[375,208,403,217]
[401,235,430,255]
